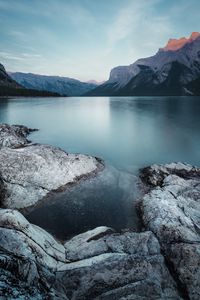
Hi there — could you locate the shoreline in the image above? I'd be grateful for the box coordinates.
[0,123,200,298]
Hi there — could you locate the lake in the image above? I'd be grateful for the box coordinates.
[1,96,200,239]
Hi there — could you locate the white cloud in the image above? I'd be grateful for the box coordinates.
[0,51,42,61]
[103,0,173,66]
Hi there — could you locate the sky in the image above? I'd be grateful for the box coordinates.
[0,0,199,82]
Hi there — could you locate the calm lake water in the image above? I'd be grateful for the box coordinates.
[1,96,200,239]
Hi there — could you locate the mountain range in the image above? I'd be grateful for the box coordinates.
[9,72,97,96]
[1,32,200,97]
[87,32,200,96]
[0,63,60,97]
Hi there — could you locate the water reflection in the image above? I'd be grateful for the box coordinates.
[1,96,200,170]
[25,165,142,240]
[1,96,200,237]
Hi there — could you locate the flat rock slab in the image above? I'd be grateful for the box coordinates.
[141,163,200,299]
[0,124,103,209]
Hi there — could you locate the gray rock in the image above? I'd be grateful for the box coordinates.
[0,123,37,149]
[141,163,200,299]
[64,226,114,261]
[57,230,181,300]
[0,209,67,299]
[0,124,103,209]
[0,209,181,300]
[140,162,200,186]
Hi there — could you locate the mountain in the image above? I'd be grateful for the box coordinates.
[10,72,97,96]
[87,32,200,96]
[0,63,22,90]
[86,80,105,85]
[0,63,60,97]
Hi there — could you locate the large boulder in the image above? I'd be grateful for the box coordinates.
[140,162,200,186]
[56,229,181,299]
[0,209,67,299]
[0,209,181,300]
[0,123,37,149]
[0,124,103,209]
[141,163,200,299]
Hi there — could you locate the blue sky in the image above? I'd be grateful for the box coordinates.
[0,0,199,81]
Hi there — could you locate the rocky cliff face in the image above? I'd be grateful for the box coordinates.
[88,32,200,96]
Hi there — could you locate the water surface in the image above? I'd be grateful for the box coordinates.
[0,96,200,238]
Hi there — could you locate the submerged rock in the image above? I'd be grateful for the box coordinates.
[140,162,200,299]
[0,124,103,209]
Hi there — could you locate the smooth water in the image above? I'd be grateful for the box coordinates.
[1,96,200,238]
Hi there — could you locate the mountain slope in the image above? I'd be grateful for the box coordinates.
[87,32,200,96]
[0,63,60,97]
[10,72,97,96]
[0,63,22,89]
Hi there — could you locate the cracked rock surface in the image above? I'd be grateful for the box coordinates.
[0,210,181,300]
[0,124,103,209]
[0,209,66,299]
[0,123,37,149]
[140,162,200,300]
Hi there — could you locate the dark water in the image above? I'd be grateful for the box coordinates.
[1,96,200,239]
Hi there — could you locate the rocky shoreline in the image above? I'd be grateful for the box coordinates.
[0,124,104,209]
[0,124,200,299]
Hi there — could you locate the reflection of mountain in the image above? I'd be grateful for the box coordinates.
[87,32,200,96]
[10,72,97,96]
[0,63,60,96]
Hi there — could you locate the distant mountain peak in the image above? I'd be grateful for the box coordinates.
[87,31,200,96]
[10,72,98,96]
[86,80,105,85]
[160,31,200,52]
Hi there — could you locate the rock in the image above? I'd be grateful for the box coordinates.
[0,123,37,149]
[56,230,181,299]
[140,162,200,187]
[141,163,200,299]
[0,209,67,299]
[0,209,181,300]
[0,124,103,209]
[64,226,115,261]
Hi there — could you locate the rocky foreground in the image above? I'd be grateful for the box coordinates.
[0,125,200,299]
[0,124,103,209]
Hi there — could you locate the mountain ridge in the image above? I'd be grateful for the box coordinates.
[10,72,97,96]
[86,32,200,96]
[0,64,60,97]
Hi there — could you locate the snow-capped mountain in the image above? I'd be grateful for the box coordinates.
[87,32,200,96]
[10,72,97,96]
